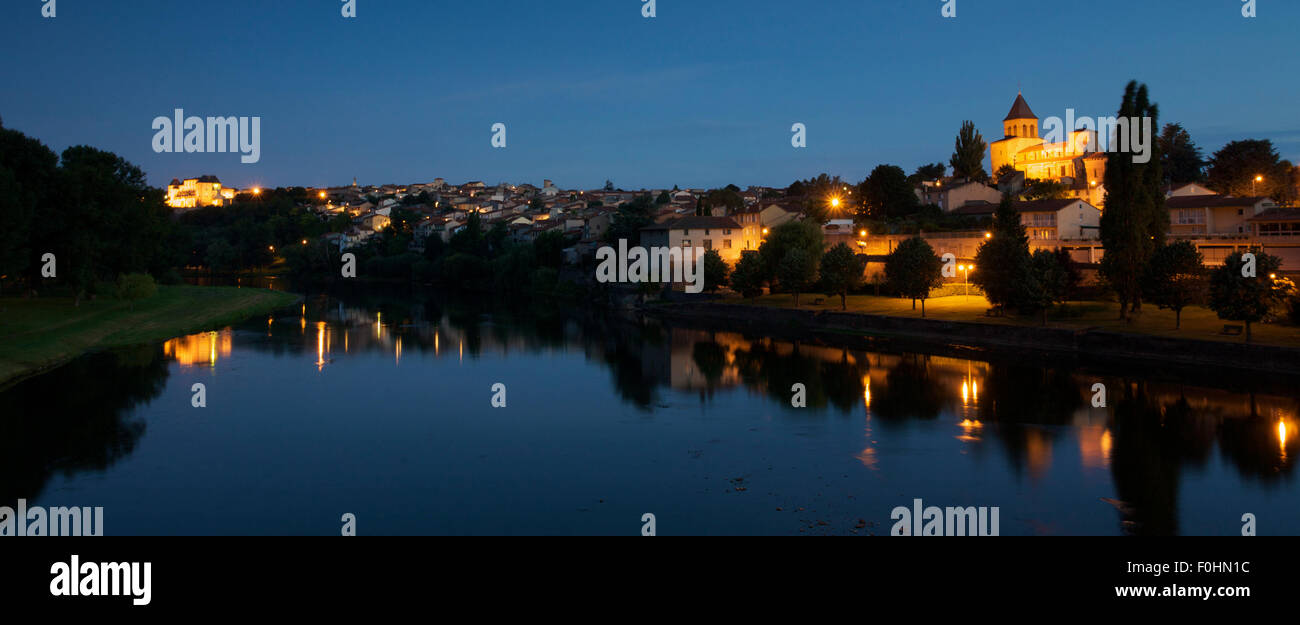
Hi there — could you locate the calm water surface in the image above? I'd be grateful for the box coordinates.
[2,285,1297,535]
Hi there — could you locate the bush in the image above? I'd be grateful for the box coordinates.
[115,273,157,309]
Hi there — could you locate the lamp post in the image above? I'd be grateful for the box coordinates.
[959,264,974,298]
[1253,175,1263,196]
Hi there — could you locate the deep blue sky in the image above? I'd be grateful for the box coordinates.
[2,0,1296,191]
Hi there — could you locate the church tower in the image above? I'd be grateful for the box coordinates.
[1003,93,1038,138]
[990,92,1045,176]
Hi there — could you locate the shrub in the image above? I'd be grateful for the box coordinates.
[115,273,157,309]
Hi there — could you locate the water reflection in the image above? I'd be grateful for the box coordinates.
[0,346,163,503]
[1,285,1296,535]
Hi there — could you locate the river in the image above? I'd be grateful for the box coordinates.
[1,283,1296,535]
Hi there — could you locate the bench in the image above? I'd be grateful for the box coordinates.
[1221,324,1243,336]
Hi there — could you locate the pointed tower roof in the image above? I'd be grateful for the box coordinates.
[1003,93,1037,121]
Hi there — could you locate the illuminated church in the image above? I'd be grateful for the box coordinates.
[989,93,1108,208]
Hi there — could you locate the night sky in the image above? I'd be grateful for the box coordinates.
[2,0,1295,190]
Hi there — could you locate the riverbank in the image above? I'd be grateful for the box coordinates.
[648,294,1300,374]
[0,286,300,387]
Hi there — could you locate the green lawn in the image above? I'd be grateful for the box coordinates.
[0,285,299,387]
[725,292,1300,348]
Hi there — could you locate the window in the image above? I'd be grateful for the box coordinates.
[703,239,713,250]
[705,229,711,235]
[723,239,732,249]
[724,229,732,235]
[683,229,690,235]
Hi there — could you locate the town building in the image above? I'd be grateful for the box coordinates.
[640,216,744,264]
[951,198,1101,241]
[988,93,1108,208]
[166,175,235,209]
[1166,194,1277,237]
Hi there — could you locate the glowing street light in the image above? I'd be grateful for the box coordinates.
[958,263,974,298]
[984,232,992,239]
[1253,175,1263,195]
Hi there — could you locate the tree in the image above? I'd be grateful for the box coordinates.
[1143,240,1206,329]
[819,243,867,310]
[1208,250,1285,343]
[884,236,944,316]
[699,187,743,216]
[1158,123,1205,185]
[604,179,615,191]
[758,220,823,286]
[1100,81,1166,320]
[1206,139,1294,204]
[449,211,487,257]
[858,164,919,219]
[1021,178,1069,201]
[533,230,565,268]
[655,190,670,204]
[702,249,729,292]
[908,163,946,185]
[1053,247,1082,301]
[730,250,766,298]
[971,195,1031,314]
[950,120,989,182]
[422,229,446,262]
[993,164,1020,184]
[0,126,58,294]
[1022,249,1069,325]
[604,194,655,246]
[777,248,816,307]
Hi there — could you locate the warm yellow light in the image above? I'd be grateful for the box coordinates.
[830,197,841,208]
[1269,273,1277,280]
[253,187,262,195]
[762,228,769,235]
[268,245,275,252]
[301,239,308,245]
[319,191,327,199]
[1280,420,1288,454]
[1255,175,1264,182]
[984,232,992,239]
[859,229,867,237]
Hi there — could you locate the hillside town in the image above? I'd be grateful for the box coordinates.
[163,93,1300,277]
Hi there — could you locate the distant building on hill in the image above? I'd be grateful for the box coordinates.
[167,175,235,210]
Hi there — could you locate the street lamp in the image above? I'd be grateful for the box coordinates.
[958,264,974,298]
[1253,175,1263,195]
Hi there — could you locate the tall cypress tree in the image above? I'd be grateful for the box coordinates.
[1100,81,1165,320]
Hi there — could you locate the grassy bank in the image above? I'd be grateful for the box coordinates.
[0,285,300,387]
[724,293,1300,349]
